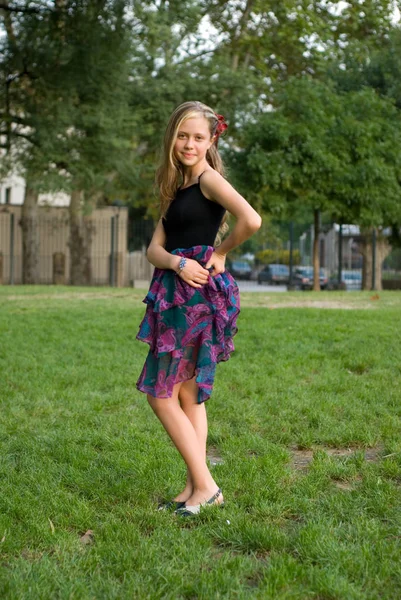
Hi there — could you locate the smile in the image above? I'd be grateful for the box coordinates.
[182,153,195,158]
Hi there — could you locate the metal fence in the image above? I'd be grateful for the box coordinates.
[0,206,128,286]
[125,217,401,291]
[1,210,400,290]
[234,220,401,291]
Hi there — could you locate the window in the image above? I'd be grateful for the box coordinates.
[5,187,11,205]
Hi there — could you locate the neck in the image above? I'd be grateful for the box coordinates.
[181,161,207,184]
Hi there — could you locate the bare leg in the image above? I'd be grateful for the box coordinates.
[180,381,223,507]
[172,377,208,502]
[147,382,220,505]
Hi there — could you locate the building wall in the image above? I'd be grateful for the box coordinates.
[300,225,363,273]
[0,173,25,206]
[0,173,70,207]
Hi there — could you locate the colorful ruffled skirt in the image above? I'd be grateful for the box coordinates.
[136,245,240,403]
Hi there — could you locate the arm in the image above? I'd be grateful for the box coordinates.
[199,170,262,273]
[146,219,210,288]
[146,219,180,271]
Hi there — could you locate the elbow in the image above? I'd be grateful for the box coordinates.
[248,214,262,233]
[146,244,154,262]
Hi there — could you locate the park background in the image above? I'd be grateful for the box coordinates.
[1,1,401,291]
[1,2,401,599]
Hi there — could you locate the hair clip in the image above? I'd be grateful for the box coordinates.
[215,114,228,137]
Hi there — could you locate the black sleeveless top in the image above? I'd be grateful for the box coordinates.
[162,172,225,252]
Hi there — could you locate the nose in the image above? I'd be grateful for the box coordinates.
[184,137,194,149]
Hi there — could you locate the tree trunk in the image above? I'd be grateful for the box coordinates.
[21,185,40,284]
[361,229,372,290]
[312,209,320,291]
[360,228,391,291]
[231,0,255,71]
[69,190,93,286]
[376,236,392,290]
[1,0,17,44]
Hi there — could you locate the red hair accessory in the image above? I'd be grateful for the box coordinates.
[215,114,228,137]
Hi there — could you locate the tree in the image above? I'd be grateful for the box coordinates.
[328,27,401,288]
[229,78,341,289]
[52,1,132,284]
[230,76,401,290]
[328,88,401,289]
[0,0,49,282]
[0,1,133,284]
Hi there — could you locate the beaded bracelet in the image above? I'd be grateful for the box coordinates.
[176,257,187,275]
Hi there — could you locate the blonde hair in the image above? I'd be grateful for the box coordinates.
[156,101,228,243]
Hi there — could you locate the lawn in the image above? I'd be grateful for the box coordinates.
[0,286,400,600]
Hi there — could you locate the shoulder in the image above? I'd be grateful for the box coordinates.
[199,169,229,202]
[198,168,261,227]
[199,168,226,189]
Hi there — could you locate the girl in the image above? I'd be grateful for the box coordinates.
[136,101,261,516]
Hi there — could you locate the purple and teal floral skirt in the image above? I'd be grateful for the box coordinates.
[136,245,240,403]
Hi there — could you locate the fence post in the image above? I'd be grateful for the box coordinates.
[288,221,294,289]
[0,252,3,285]
[10,212,15,285]
[115,213,119,260]
[109,216,116,287]
[338,223,343,284]
[53,252,66,285]
[115,251,124,287]
[371,227,377,290]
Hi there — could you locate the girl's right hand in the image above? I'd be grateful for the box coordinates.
[176,258,210,288]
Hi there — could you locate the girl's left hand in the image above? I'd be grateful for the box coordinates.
[205,250,226,276]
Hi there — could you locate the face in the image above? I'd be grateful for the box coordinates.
[173,116,214,167]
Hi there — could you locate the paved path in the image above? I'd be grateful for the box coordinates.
[237,282,287,293]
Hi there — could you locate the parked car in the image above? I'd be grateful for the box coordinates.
[293,266,328,290]
[327,270,362,291]
[228,260,252,280]
[342,270,362,290]
[258,264,290,285]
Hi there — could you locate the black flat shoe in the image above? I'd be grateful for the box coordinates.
[157,499,186,512]
[175,488,224,517]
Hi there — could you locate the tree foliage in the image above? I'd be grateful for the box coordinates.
[1,0,400,221]
[0,0,133,198]
[230,73,401,287]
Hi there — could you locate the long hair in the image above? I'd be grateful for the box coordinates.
[156,101,228,243]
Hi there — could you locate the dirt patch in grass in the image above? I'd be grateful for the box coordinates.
[4,290,401,311]
[290,444,384,471]
[239,291,400,309]
[207,446,224,466]
[243,299,373,310]
[20,548,45,562]
[245,571,265,588]
[4,292,135,301]
[290,448,315,470]
[273,300,372,309]
[333,477,363,491]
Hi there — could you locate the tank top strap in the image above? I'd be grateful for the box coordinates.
[198,171,206,183]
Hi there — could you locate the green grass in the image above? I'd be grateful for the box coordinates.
[0,286,400,600]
